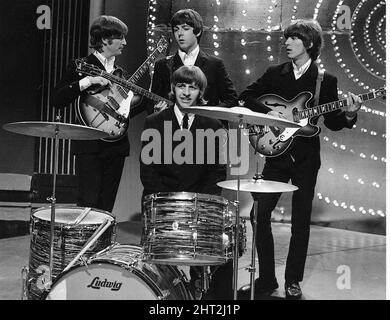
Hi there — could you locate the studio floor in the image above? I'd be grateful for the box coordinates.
[0,219,386,300]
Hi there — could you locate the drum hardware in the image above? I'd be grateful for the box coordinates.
[218,165,298,300]
[200,266,210,295]
[3,119,108,296]
[62,218,113,273]
[21,266,29,300]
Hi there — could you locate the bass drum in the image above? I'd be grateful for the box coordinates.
[44,244,192,300]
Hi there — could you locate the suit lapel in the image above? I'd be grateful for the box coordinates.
[194,50,207,69]
[172,53,183,72]
[85,54,105,70]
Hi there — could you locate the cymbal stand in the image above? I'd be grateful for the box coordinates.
[248,168,263,300]
[200,266,210,299]
[47,117,61,287]
[232,119,244,300]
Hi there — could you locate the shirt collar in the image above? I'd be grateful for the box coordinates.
[93,51,115,72]
[178,45,200,65]
[292,58,312,79]
[174,104,195,129]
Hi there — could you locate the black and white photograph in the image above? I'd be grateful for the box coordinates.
[0,0,387,308]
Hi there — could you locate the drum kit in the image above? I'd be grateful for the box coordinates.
[3,105,300,300]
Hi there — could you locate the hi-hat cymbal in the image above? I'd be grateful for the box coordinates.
[182,106,301,127]
[218,179,298,193]
[3,121,109,140]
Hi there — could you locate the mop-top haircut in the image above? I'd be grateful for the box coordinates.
[89,15,128,51]
[171,9,204,42]
[169,65,208,105]
[284,19,324,60]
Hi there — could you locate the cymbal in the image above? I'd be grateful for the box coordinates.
[182,106,301,127]
[217,179,298,193]
[3,121,109,140]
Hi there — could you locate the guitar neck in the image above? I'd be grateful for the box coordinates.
[127,49,161,84]
[299,90,381,119]
[94,69,172,105]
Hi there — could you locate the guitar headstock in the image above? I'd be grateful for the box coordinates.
[375,87,386,100]
[74,59,102,77]
[156,36,169,53]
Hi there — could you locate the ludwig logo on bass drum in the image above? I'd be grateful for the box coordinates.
[87,276,123,291]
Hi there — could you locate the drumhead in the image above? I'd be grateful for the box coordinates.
[32,206,114,224]
[45,263,158,300]
[45,244,191,300]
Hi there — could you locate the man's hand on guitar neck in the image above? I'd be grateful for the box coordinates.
[345,92,362,120]
[80,76,112,92]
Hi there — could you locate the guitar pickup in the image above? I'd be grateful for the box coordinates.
[292,108,299,123]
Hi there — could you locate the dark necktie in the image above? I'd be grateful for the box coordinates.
[182,113,189,129]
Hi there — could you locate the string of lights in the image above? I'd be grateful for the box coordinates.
[351,0,386,78]
[325,167,383,190]
[310,1,385,218]
[322,135,386,165]
[316,192,385,217]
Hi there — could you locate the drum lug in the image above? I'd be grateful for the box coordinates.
[21,266,29,300]
[178,269,189,283]
[31,228,38,243]
[157,289,171,300]
[89,242,119,261]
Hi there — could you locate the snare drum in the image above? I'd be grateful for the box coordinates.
[27,206,115,300]
[142,192,229,266]
[44,244,192,300]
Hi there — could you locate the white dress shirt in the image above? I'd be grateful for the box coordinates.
[174,104,195,130]
[178,45,200,66]
[292,58,312,80]
[79,51,115,91]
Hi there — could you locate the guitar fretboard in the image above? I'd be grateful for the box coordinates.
[116,38,168,99]
[128,48,164,84]
[80,66,173,106]
[298,90,384,119]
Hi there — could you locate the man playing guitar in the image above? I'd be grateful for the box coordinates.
[52,15,130,214]
[238,19,362,299]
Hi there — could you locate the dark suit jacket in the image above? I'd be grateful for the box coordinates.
[140,106,227,197]
[148,50,238,114]
[239,61,357,158]
[52,54,130,156]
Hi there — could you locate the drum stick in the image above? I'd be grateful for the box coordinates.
[72,207,92,225]
[62,218,112,272]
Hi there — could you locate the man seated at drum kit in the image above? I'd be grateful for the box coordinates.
[140,65,235,300]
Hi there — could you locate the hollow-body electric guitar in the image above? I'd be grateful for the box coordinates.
[76,37,169,142]
[249,87,385,157]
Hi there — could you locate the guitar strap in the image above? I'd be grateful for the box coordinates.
[314,65,324,106]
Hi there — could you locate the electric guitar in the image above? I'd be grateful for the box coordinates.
[75,37,170,142]
[249,87,386,157]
